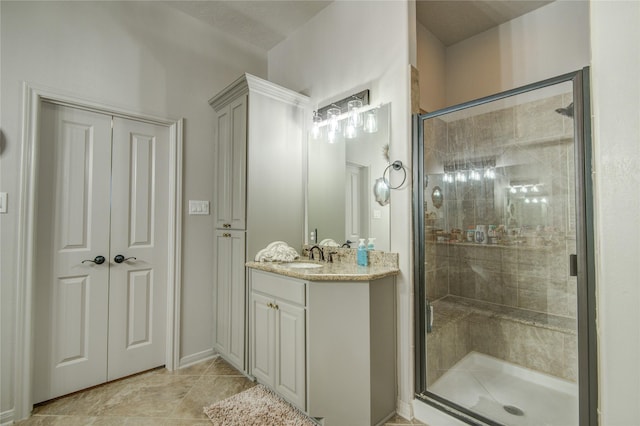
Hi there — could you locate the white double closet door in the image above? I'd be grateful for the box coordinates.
[34,102,169,403]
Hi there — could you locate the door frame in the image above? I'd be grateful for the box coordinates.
[14,82,184,420]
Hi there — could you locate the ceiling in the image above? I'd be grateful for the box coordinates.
[165,0,333,51]
[416,0,553,46]
[165,0,553,51]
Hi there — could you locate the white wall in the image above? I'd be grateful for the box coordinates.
[590,1,640,424]
[444,0,590,106]
[268,0,415,417]
[0,1,266,420]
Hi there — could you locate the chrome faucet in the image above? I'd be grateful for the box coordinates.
[309,245,325,261]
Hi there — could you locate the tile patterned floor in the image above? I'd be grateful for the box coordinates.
[17,357,426,425]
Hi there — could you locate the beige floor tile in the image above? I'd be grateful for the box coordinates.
[22,357,412,425]
[93,375,199,417]
[162,359,215,376]
[171,375,256,420]
[202,357,244,376]
[32,379,129,416]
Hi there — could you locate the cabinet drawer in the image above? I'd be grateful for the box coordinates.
[251,270,306,306]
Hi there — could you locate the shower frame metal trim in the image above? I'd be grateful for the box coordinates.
[412,68,597,426]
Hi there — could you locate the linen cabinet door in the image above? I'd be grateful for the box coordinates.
[213,229,246,371]
[275,300,306,411]
[214,96,247,230]
[249,292,276,386]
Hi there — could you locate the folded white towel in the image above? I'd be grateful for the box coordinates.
[318,239,340,247]
[254,241,300,262]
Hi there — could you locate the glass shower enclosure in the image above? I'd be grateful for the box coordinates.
[413,69,596,426]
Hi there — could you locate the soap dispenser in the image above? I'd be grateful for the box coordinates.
[357,238,368,266]
[367,237,376,250]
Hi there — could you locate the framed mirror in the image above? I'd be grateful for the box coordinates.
[307,103,391,250]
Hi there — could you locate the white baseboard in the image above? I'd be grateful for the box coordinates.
[1,408,14,426]
[178,348,216,369]
[396,398,413,420]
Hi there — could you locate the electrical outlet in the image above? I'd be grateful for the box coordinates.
[188,200,210,215]
[0,192,7,214]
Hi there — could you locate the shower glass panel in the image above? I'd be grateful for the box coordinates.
[414,72,593,426]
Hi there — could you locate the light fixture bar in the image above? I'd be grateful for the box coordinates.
[443,157,496,173]
[316,89,370,120]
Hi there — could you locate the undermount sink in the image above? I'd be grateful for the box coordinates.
[281,262,324,269]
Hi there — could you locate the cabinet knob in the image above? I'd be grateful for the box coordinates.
[223,223,231,228]
[223,233,232,238]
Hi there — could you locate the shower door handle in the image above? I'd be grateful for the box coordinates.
[569,254,578,277]
[426,302,433,333]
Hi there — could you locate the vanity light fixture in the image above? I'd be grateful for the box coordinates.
[443,158,496,183]
[312,89,378,142]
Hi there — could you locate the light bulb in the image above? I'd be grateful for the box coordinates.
[344,123,356,139]
[347,99,363,128]
[363,109,378,133]
[510,187,517,194]
[327,129,337,144]
[327,107,341,134]
[484,168,496,179]
[311,111,322,140]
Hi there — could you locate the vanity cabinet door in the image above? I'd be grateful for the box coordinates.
[249,292,276,385]
[213,229,246,371]
[275,300,306,410]
[214,95,247,230]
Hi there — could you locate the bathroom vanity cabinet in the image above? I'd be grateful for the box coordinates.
[248,267,397,426]
[209,74,308,373]
[249,270,306,410]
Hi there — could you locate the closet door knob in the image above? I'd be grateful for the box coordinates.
[82,255,106,265]
[114,254,137,263]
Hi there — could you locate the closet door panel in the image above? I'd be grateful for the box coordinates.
[34,103,112,403]
[108,117,169,381]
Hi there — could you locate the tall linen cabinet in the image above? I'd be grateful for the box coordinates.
[209,74,309,372]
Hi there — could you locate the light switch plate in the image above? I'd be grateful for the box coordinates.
[188,200,209,215]
[0,192,7,214]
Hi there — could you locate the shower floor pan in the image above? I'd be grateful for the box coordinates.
[430,351,578,426]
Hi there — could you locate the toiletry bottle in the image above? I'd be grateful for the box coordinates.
[357,239,368,266]
[367,237,376,250]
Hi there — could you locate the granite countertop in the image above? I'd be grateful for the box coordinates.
[245,260,400,282]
